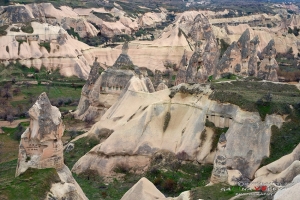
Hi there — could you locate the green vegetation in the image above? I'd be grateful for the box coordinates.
[39,42,51,53]
[64,136,100,169]
[191,183,254,200]
[261,107,300,166]
[0,160,60,200]
[205,119,229,152]
[163,111,171,132]
[21,23,34,34]
[210,81,300,117]
[218,38,230,58]
[0,25,8,36]
[92,12,116,22]
[10,27,20,32]
[67,27,81,40]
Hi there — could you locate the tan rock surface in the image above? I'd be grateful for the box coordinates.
[249,143,300,189]
[46,165,88,200]
[72,83,283,181]
[16,92,65,176]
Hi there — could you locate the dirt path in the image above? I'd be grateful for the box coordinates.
[0,119,30,130]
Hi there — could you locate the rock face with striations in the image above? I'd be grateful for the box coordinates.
[72,83,283,181]
[216,29,260,78]
[257,39,279,81]
[186,14,219,83]
[16,92,64,177]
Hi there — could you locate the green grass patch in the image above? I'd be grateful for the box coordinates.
[39,42,51,53]
[209,81,300,116]
[190,183,255,200]
[21,23,34,34]
[64,136,100,169]
[0,25,8,36]
[0,160,60,200]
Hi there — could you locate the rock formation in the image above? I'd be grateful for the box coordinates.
[112,42,134,69]
[15,92,88,199]
[72,83,283,181]
[16,92,65,177]
[120,177,166,200]
[121,177,190,200]
[216,29,260,78]
[46,165,88,200]
[249,143,300,190]
[257,39,279,81]
[210,133,228,184]
[273,174,300,200]
[74,49,155,121]
[175,50,188,85]
[186,14,220,83]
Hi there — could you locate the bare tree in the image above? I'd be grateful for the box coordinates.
[7,114,14,124]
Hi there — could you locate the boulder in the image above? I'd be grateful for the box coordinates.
[16,92,64,177]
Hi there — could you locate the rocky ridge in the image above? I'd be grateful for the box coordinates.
[72,83,283,183]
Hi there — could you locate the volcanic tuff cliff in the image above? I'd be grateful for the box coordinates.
[15,92,87,199]
[74,45,155,121]
[72,83,284,183]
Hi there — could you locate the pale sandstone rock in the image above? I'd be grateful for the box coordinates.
[72,83,283,181]
[121,177,190,200]
[257,39,279,81]
[273,175,300,200]
[216,29,260,78]
[156,82,168,91]
[16,92,65,177]
[249,143,300,190]
[120,177,166,200]
[46,165,88,200]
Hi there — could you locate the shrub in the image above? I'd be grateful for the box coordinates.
[163,111,171,132]
[10,27,20,32]
[162,178,177,192]
[21,23,34,33]
[39,42,51,53]
[114,162,130,174]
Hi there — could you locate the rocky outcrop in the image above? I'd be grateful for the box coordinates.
[15,92,87,199]
[156,82,168,91]
[175,50,188,85]
[112,42,134,69]
[216,29,260,78]
[210,133,228,184]
[74,48,155,121]
[121,177,190,200]
[120,177,166,200]
[72,83,283,181]
[46,165,88,200]
[16,92,65,177]
[257,39,279,81]
[0,22,91,79]
[273,175,300,200]
[249,143,300,190]
[186,14,219,83]
[0,5,34,25]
